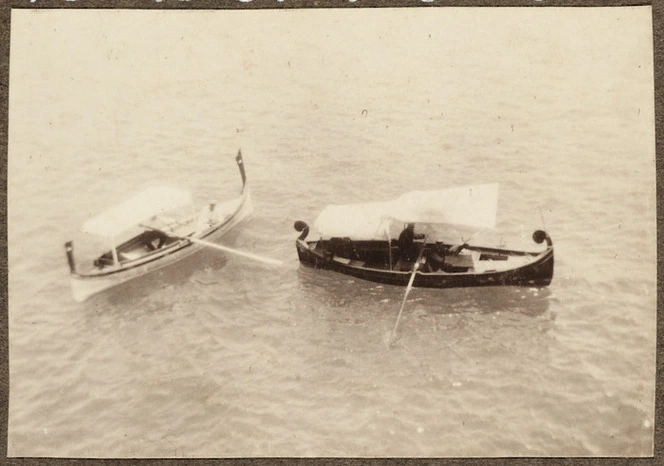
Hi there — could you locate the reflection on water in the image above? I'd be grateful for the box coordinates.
[294,263,557,366]
[296,264,552,318]
[80,227,251,308]
[96,250,230,307]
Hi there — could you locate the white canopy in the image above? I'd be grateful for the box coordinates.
[313,201,393,241]
[314,183,498,240]
[83,186,193,237]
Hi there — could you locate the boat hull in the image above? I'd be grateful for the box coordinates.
[67,151,253,302]
[70,191,253,302]
[294,225,554,289]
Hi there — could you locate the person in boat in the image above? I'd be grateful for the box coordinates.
[397,223,415,254]
[145,229,170,250]
[428,243,448,272]
[139,215,176,250]
[396,223,422,270]
[196,200,220,233]
[427,241,469,272]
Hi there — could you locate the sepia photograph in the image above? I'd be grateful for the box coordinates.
[6,5,656,458]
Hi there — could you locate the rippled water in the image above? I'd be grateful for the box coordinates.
[7,7,656,457]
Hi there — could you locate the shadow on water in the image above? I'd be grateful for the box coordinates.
[83,247,230,313]
[79,227,257,313]
[295,265,552,319]
[292,266,557,357]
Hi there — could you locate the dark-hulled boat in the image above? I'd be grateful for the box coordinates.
[65,150,253,302]
[293,184,553,289]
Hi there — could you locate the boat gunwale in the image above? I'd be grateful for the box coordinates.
[72,189,250,280]
[298,238,553,277]
[69,151,251,283]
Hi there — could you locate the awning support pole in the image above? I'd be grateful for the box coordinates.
[388,237,392,270]
[110,236,119,266]
[385,219,393,271]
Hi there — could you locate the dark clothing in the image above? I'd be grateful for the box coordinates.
[397,225,418,261]
[397,227,414,250]
[144,230,169,250]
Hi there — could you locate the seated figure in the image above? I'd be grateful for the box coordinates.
[145,230,169,250]
[427,242,471,273]
[396,224,421,270]
[427,243,448,272]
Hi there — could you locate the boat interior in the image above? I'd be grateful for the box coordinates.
[94,230,181,268]
[312,238,541,275]
[91,198,248,269]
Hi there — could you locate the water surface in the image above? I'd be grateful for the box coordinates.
[7,7,656,457]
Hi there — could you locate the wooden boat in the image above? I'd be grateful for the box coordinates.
[65,150,253,302]
[293,184,553,289]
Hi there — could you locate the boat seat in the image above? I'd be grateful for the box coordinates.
[445,253,474,268]
[121,251,142,260]
[94,251,138,267]
[333,256,350,264]
[332,257,366,268]
[95,254,131,266]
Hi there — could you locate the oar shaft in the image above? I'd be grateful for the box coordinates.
[142,225,282,266]
[391,270,417,336]
[389,242,427,345]
[187,236,282,266]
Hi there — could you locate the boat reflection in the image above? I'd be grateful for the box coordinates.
[85,243,231,307]
[297,265,552,319]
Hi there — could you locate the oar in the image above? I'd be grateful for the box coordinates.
[182,235,283,266]
[450,228,487,254]
[388,242,427,347]
[144,226,283,266]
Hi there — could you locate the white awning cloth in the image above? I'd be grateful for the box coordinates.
[83,186,193,237]
[313,184,499,240]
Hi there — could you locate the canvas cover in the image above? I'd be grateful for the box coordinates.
[313,201,393,241]
[83,186,193,237]
[314,184,499,240]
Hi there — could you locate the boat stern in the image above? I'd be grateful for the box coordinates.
[65,241,76,273]
[294,221,331,268]
[69,273,115,302]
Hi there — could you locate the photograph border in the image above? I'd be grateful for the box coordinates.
[0,0,660,464]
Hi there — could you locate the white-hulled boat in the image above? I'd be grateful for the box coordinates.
[65,150,253,302]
